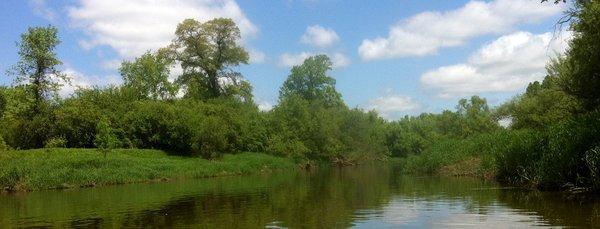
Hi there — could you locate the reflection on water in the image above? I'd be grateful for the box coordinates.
[0,164,598,228]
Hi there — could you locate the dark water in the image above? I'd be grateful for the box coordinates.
[0,164,598,228]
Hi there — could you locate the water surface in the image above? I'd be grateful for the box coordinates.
[0,164,598,228]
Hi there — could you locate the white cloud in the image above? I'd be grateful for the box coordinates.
[248,49,267,64]
[29,0,56,21]
[279,52,313,67]
[421,31,572,98]
[300,25,340,48]
[358,0,562,60]
[61,68,121,97]
[364,94,421,120]
[68,0,258,58]
[101,59,122,70]
[331,53,351,68]
[256,100,274,111]
[279,52,350,68]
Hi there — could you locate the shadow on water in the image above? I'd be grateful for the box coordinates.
[0,164,598,228]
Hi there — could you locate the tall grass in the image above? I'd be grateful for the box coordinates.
[400,111,600,191]
[0,149,295,191]
[400,132,500,177]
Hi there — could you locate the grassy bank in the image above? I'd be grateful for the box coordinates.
[0,148,296,192]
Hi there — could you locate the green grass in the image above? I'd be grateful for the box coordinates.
[0,148,296,191]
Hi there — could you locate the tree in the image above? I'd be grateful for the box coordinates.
[120,51,178,100]
[94,117,120,158]
[497,72,582,130]
[169,18,249,100]
[559,1,600,110]
[9,25,67,113]
[456,95,498,136]
[279,55,342,106]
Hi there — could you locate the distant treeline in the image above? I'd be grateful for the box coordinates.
[0,1,599,191]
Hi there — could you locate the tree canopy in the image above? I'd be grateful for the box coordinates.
[120,51,178,100]
[279,55,342,106]
[9,25,68,113]
[169,18,250,100]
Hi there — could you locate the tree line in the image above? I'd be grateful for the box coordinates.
[0,18,389,165]
[0,1,598,190]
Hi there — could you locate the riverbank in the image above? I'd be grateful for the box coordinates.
[0,149,296,192]
[398,121,600,192]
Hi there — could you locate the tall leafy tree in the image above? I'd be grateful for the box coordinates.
[169,18,249,100]
[558,1,600,110]
[120,51,178,100]
[279,55,342,106]
[456,95,498,136]
[9,25,67,113]
[497,63,582,130]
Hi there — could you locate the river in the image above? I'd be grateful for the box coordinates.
[0,164,598,228]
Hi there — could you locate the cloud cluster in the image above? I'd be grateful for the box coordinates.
[278,52,350,68]
[280,24,349,69]
[364,94,421,120]
[358,0,562,60]
[29,0,56,21]
[421,31,572,98]
[248,49,267,64]
[60,68,121,97]
[301,25,340,48]
[68,0,258,58]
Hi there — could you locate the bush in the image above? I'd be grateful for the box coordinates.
[122,101,193,154]
[0,135,8,151]
[44,137,67,148]
[53,98,103,148]
[94,118,121,151]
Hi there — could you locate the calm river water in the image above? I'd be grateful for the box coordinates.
[0,164,598,228]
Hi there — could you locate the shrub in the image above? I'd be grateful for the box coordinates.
[0,135,8,151]
[94,118,121,157]
[44,137,67,148]
[121,101,194,154]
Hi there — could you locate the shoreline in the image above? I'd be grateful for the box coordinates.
[0,148,296,193]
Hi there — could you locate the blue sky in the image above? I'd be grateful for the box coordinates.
[0,0,571,119]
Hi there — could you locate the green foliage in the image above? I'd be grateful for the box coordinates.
[267,95,388,163]
[94,118,121,153]
[559,1,600,110]
[384,96,498,158]
[456,96,499,136]
[8,25,68,113]
[120,51,178,100]
[279,55,342,106]
[0,87,6,118]
[492,130,546,186]
[170,18,250,99]
[44,137,67,148]
[53,95,103,148]
[537,111,600,189]
[498,70,582,130]
[0,135,8,151]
